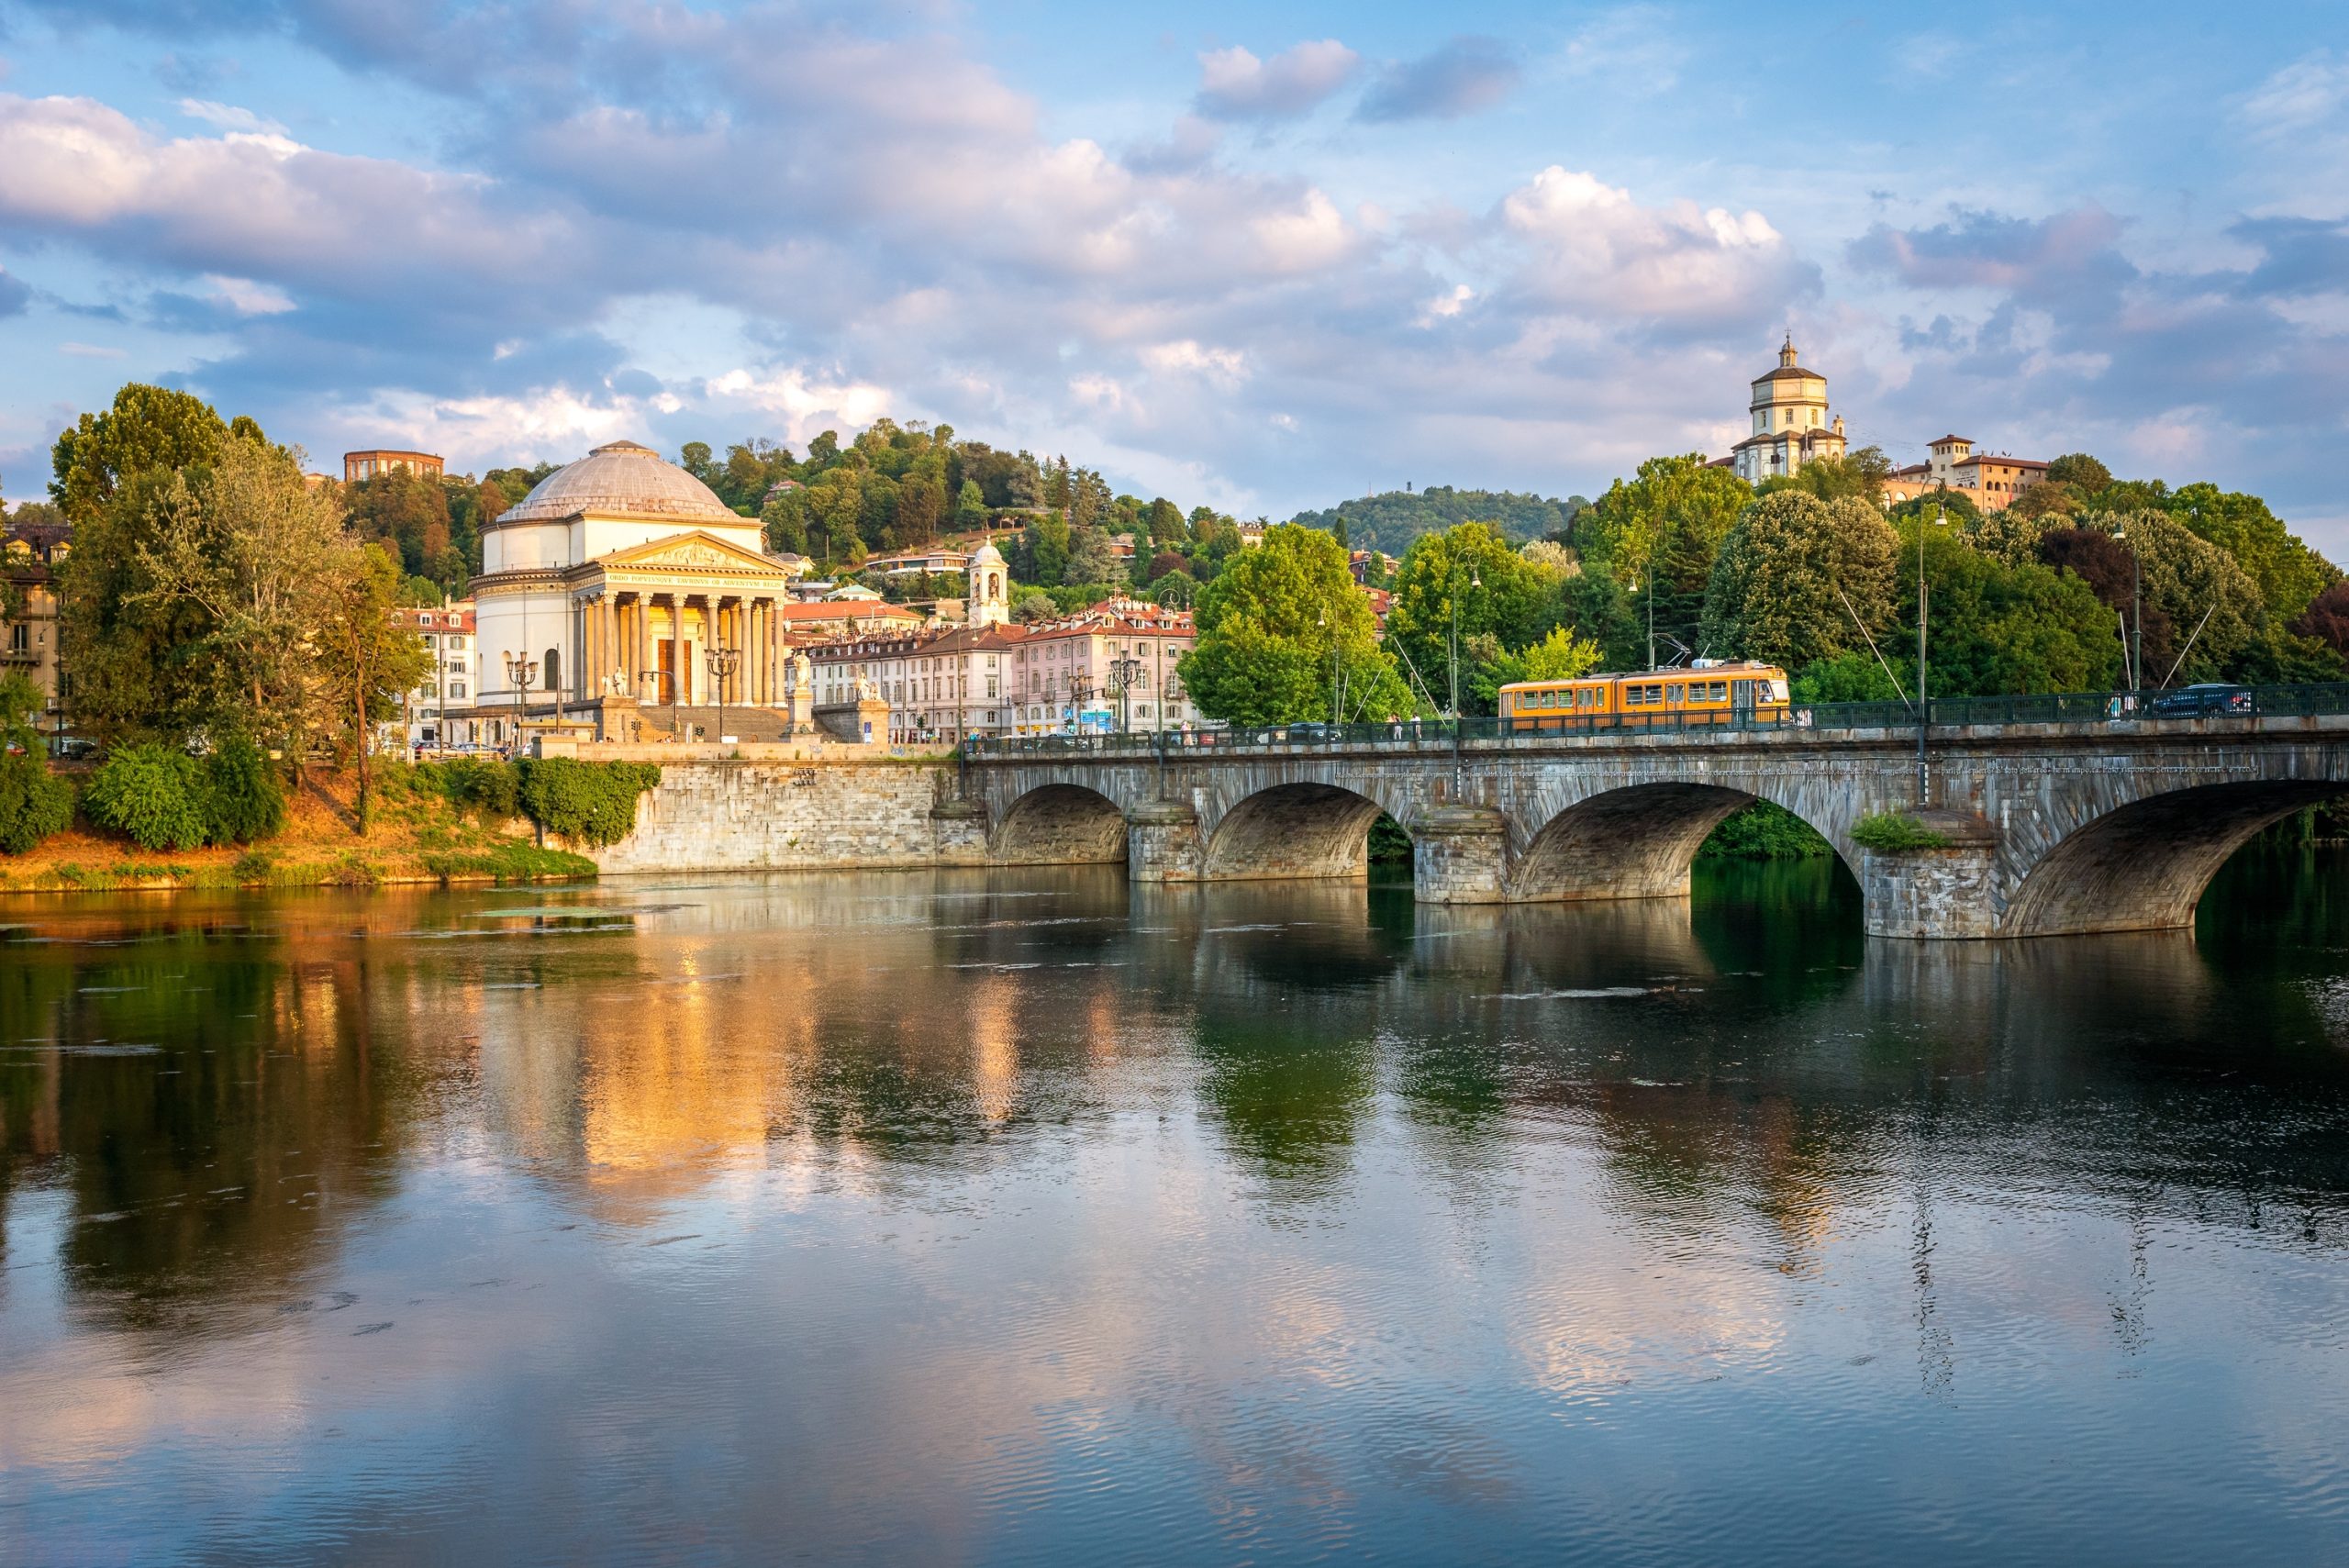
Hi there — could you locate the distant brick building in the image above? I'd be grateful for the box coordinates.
[344,450,445,483]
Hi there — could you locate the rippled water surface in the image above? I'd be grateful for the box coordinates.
[6,854,2349,1566]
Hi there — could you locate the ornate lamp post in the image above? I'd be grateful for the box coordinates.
[705,642,740,744]
[1916,501,1949,805]
[2111,518,2143,693]
[501,651,538,753]
[1108,653,1142,733]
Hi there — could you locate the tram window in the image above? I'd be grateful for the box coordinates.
[1643,684,1664,704]
[1708,681,1729,702]
[1623,686,1643,707]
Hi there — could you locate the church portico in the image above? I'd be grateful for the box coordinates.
[451,441,818,746]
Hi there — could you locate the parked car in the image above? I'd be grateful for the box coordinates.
[2147,684,2253,717]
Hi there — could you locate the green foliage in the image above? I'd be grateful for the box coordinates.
[1573,456,1752,596]
[1289,485,1582,555]
[1898,518,2124,696]
[1179,525,1410,724]
[2163,482,2338,625]
[1698,800,1831,861]
[50,383,236,524]
[515,759,662,848]
[0,751,75,854]
[1792,650,1906,703]
[1700,493,1898,671]
[1520,625,1604,681]
[418,840,600,883]
[1385,521,1570,713]
[1851,813,1954,852]
[1755,447,1892,503]
[1888,491,1981,528]
[84,742,211,851]
[2044,453,2112,494]
[409,755,522,819]
[203,736,286,845]
[1367,813,1412,863]
[2078,509,2264,684]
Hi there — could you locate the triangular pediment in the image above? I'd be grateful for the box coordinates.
[593,530,787,575]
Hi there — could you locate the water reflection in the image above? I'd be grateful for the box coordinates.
[5,857,2349,1564]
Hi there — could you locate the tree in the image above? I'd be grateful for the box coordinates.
[2044,453,2112,495]
[344,466,454,586]
[1148,550,1190,582]
[0,672,72,853]
[1064,526,1125,588]
[1571,454,1750,584]
[1384,522,1564,714]
[2040,526,2176,679]
[50,383,234,524]
[2165,483,2336,624]
[2007,479,2077,524]
[2075,508,2264,684]
[2293,579,2349,659]
[125,435,350,750]
[761,491,810,555]
[1178,525,1409,723]
[1763,446,1892,503]
[1022,512,1070,586]
[955,480,987,528]
[1888,491,1980,529]
[1289,485,1578,554]
[1145,497,1186,545]
[317,541,432,833]
[1011,588,1059,624]
[1897,519,2123,697]
[1699,493,1898,671]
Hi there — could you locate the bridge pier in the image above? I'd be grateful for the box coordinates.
[1127,798,1205,882]
[929,795,991,863]
[1412,805,1509,904]
[1857,813,2002,939]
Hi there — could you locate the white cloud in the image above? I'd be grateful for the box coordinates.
[59,341,126,359]
[202,273,294,315]
[1195,39,1360,120]
[1499,167,1798,318]
[175,99,287,137]
[2238,50,2349,138]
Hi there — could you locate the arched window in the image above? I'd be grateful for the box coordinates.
[544,648,561,693]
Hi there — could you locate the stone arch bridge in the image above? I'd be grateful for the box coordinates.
[949,716,2349,940]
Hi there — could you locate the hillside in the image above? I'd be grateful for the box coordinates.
[1287,485,1587,553]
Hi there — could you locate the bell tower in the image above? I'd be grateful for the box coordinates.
[968,541,1009,628]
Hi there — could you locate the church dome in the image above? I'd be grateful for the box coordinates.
[495,440,742,526]
[970,541,1007,565]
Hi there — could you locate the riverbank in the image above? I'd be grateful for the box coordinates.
[0,768,596,895]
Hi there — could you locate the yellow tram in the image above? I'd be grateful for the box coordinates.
[1497,661,1793,731]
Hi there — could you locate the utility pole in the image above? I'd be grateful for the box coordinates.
[1916,503,1945,806]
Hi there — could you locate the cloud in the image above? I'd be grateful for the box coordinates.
[60,341,128,358]
[1498,167,1810,323]
[1846,206,2126,297]
[202,273,295,315]
[2237,50,2349,139]
[0,268,28,317]
[1356,37,1520,123]
[175,98,284,135]
[1194,39,1359,121]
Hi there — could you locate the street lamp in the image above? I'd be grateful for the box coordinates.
[1448,564,1482,717]
[1915,502,1949,806]
[502,650,538,754]
[1108,652,1142,733]
[705,642,740,745]
[2111,519,2143,692]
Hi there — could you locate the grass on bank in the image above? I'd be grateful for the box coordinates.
[0,764,598,894]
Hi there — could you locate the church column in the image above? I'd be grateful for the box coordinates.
[671,593,688,707]
[748,598,765,705]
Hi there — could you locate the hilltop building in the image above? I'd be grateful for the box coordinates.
[1728,339,1847,484]
[2,514,68,737]
[1722,340,2051,512]
[344,450,445,483]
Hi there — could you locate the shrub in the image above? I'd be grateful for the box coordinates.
[205,737,286,844]
[0,749,74,854]
[439,756,522,820]
[516,759,662,847]
[84,743,211,851]
[1851,813,1954,852]
[1698,800,1831,861]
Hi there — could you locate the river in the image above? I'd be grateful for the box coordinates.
[4,853,2348,1566]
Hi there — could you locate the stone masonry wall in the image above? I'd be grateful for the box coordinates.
[590,760,974,875]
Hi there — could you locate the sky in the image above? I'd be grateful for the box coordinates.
[0,1,2345,550]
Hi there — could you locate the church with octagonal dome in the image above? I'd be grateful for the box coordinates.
[466,439,808,740]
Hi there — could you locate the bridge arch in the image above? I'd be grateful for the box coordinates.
[1508,782,1854,902]
[991,783,1129,865]
[2000,779,2347,936]
[1204,782,1397,881]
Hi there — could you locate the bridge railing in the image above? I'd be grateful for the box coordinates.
[963,681,2349,757]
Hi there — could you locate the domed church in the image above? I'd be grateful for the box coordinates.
[464,440,807,742]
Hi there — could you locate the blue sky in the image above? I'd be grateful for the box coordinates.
[1,1,2345,549]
